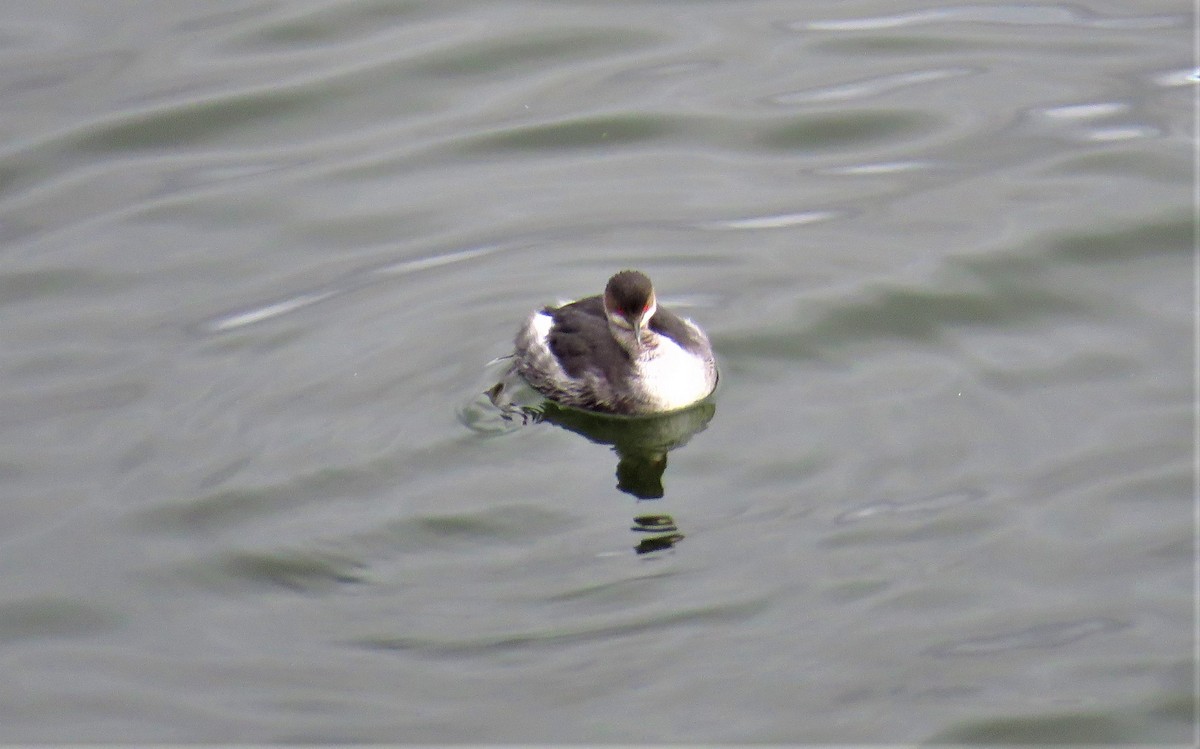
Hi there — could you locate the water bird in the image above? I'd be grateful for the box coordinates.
[512,270,717,415]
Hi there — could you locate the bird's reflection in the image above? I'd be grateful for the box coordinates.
[505,388,715,553]
[537,401,715,499]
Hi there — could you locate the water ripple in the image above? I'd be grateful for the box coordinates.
[928,711,1135,743]
[460,114,679,153]
[695,209,840,231]
[131,462,403,536]
[201,244,502,332]
[928,618,1128,657]
[755,110,938,151]
[1150,67,1199,87]
[0,596,122,643]
[835,488,987,525]
[407,31,655,79]
[1082,125,1162,142]
[68,86,331,153]
[817,160,933,176]
[203,290,339,333]
[1,382,146,426]
[348,596,770,656]
[200,548,369,593]
[209,2,427,56]
[1024,100,1163,142]
[611,59,721,81]
[1036,102,1129,120]
[382,504,579,550]
[766,67,978,105]
[721,212,1187,361]
[797,5,1185,32]
[0,18,73,53]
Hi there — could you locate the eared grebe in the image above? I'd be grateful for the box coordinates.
[513,270,718,415]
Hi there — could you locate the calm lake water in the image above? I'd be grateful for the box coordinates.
[0,0,1193,743]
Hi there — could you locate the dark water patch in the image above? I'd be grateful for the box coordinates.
[1027,439,1189,506]
[1047,149,1191,183]
[1,382,146,426]
[201,548,369,593]
[409,30,656,79]
[723,276,1086,360]
[113,436,160,480]
[754,110,937,151]
[1147,532,1194,561]
[0,20,56,52]
[927,617,1127,657]
[809,35,978,56]
[349,596,769,657]
[410,108,935,160]
[819,578,892,604]
[542,570,681,604]
[68,86,333,153]
[0,51,132,99]
[0,597,122,642]
[926,710,1131,743]
[132,463,401,535]
[610,59,721,81]
[0,459,25,482]
[1146,690,1197,726]
[720,211,1184,361]
[134,487,295,535]
[382,504,578,550]
[173,5,274,34]
[460,114,679,153]
[1045,212,1193,264]
[805,283,1081,343]
[154,157,309,194]
[214,0,428,53]
[0,268,133,306]
[1107,463,1193,506]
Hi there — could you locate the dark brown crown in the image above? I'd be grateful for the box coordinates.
[603,270,655,318]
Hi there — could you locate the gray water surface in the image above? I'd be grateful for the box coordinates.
[0,1,1193,743]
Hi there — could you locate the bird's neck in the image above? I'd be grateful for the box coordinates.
[608,320,656,360]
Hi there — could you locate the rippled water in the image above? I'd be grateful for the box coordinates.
[0,1,1193,743]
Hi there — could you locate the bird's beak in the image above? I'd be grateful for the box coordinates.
[632,316,644,351]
